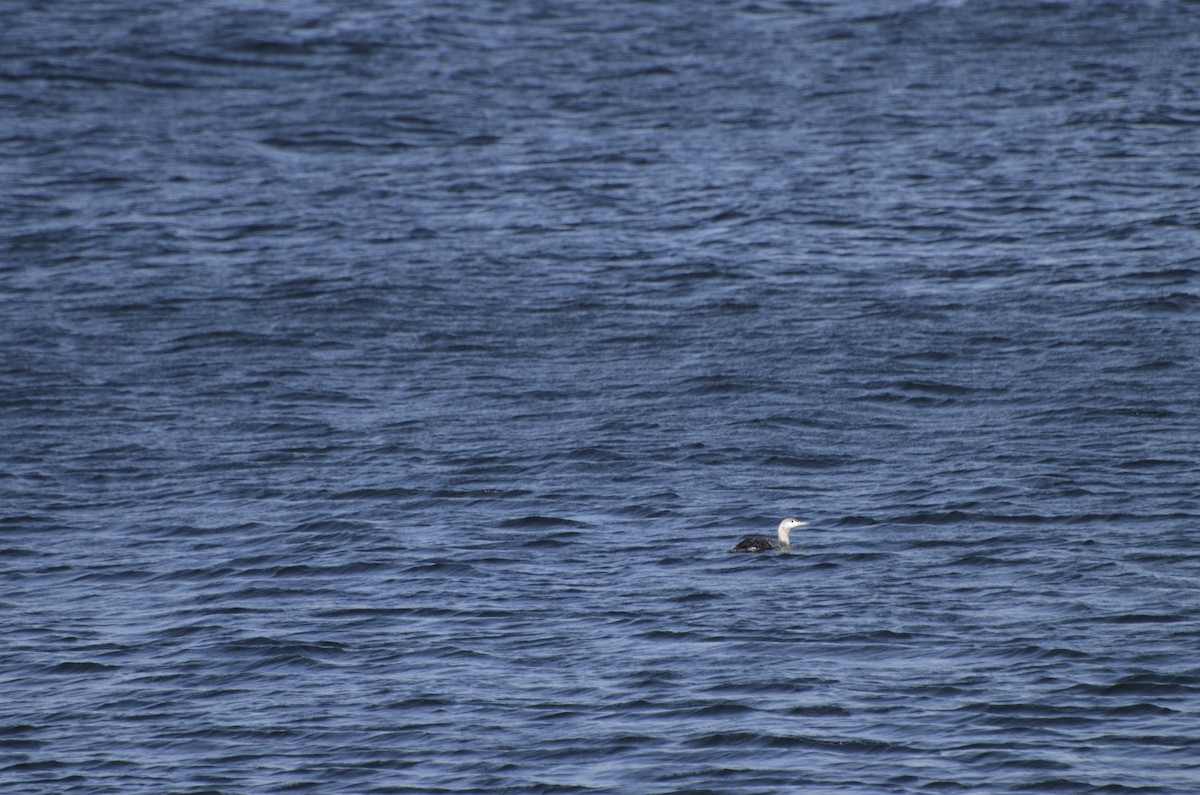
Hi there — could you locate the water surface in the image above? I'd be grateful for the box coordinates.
[3,1,1199,792]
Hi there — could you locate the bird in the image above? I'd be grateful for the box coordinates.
[729,517,809,553]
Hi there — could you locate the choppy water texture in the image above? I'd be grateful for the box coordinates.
[3,1,1200,792]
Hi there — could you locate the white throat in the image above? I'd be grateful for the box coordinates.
[776,518,809,544]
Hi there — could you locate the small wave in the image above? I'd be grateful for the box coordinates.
[893,510,971,525]
[0,547,40,559]
[670,590,724,603]
[1092,614,1186,625]
[683,730,910,753]
[520,534,581,549]
[45,661,118,674]
[833,515,878,526]
[499,515,588,529]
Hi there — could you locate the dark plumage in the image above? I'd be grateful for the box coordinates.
[729,535,782,552]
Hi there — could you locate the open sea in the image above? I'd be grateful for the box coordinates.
[3,1,1199,792]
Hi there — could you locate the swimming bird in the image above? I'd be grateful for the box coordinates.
[729,518,809,553]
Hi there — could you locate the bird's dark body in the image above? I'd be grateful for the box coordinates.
[729,535,779,553]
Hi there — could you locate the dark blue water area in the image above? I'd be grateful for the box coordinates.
[3,0,1200,792]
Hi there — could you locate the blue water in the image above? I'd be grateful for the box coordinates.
[3,1,1200,792]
